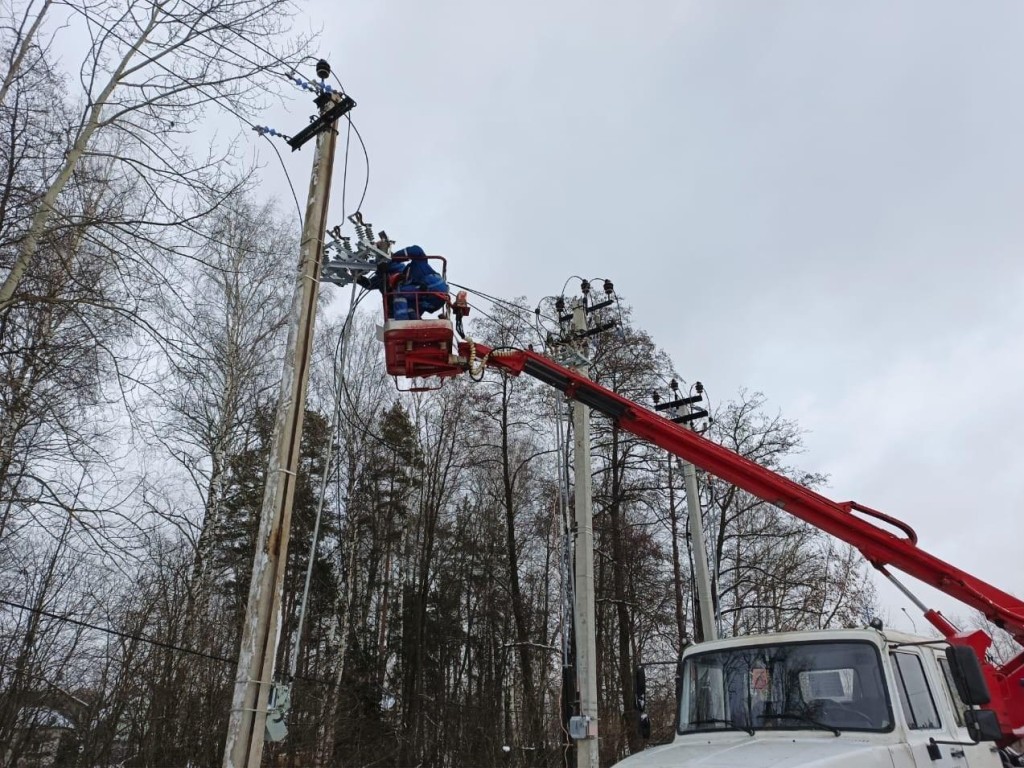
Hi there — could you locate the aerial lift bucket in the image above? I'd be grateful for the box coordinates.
[379,255,464,390]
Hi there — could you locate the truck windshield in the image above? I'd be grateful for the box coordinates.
[678,640,892,735]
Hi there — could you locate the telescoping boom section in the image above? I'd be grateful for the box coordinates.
[384,332,1024,743]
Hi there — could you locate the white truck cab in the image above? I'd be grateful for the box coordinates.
[616,627,1014,768]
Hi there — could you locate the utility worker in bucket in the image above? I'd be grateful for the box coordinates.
[357,245,449,320]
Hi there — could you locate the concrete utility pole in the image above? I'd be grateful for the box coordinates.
[679,410,718,643]
[570,302,600,768]
[223,85,342,768]
[655,386,718,642]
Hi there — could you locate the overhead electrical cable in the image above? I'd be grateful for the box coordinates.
[0,597,329,685]
[285,283,363,682]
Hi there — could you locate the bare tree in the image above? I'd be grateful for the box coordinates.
[0,509,100,766]
[586,313,675,763]
[0,162,137,551]
[0,0,309,565]
[464,302,557,764]
[0,0,311,310]
[153,191,296,599]
[700,391,876,636]
[967,609,1022,666]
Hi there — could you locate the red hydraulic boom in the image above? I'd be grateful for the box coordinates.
[382,319,1024,742]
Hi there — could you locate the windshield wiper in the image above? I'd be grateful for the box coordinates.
[689,717,755,736]
[760,712,840,737]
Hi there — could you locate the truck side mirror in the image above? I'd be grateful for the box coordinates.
[964,709,1002,742]
[634,666,647,712]
[945,646,991,706]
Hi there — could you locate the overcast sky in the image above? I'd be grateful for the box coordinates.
[261,0,1024,634]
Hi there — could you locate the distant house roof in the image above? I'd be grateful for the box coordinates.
[17,707,75,730]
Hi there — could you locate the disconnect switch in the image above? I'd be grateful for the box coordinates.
[569,715,598,740]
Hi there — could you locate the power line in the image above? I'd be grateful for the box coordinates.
[99,34,306,230]
[340,118,352,222]
[260,134,303,225]
[0,597,330,686]
[448,281,537,319]
[0,597,235,666]
[348,117,370,212]
[460,299,533,350]
[327,71,368,215]
[168,0,336,97]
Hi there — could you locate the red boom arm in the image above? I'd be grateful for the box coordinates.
[460,341,1024,741]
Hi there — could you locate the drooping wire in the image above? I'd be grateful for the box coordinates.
[461,299,534,351]
[286,283,363,683]
[328,70,357,222]
[448,281,556,324]
[0,597,333,684]
[340,118,352,222]
[560,275,588,301]
[447,282,568,353]
[117,42,306,232]
[348,118,371,212]
[260,134,303,225]
[0,597,236,665]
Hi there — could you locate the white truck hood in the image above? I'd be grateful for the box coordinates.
[613,735,893,768]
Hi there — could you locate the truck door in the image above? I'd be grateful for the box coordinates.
[888,650,967,768]
[930,651,1003,768]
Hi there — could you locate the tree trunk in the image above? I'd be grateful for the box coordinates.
[667,458,688,647]
[608,426,642,755]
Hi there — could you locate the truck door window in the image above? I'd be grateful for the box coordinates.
[936,657,965,727]
[892,652,941,730]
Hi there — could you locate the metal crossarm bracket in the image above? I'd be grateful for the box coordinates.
[654,394,703,412]
[287,94,356,151]
[320,241,393,286]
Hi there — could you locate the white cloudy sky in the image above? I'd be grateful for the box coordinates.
[260,0,1024,633]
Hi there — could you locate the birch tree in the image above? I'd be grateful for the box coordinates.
[700,391,876,636]
[0,0,310,310]
[587,312,675,763]
[154,192,295,599]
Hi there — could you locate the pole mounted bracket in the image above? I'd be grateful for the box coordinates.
[287,93,356,151]
[320,212,393,286]
[553,348,591,369]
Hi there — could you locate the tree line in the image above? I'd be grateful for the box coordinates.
[1,2,876,766]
